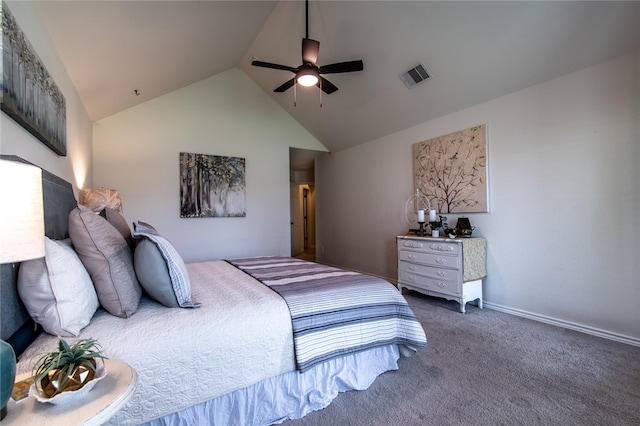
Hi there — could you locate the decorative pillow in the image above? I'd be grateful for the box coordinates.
[133,221,200,308]
[69,205,141,318]
[17,238,99,336]
[100,207,133,247]
[82,187,122,213]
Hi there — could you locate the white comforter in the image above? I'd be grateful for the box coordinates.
[17,261,296,424]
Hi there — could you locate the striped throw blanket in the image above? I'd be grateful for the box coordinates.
[226,256,427,372]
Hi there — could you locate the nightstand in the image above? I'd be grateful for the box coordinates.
[4,359,136,425]
[397,235,487,313]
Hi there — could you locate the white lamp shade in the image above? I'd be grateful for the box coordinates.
[0,160,45,263]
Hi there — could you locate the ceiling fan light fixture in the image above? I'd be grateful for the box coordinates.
[251,0,363,97]
[297,69,319,87]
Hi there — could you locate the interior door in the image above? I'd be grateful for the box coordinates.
[290,182,301,256]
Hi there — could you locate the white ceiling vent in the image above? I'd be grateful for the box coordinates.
[399,63,431,89]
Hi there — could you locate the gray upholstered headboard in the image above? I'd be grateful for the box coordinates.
[0,155,78,355]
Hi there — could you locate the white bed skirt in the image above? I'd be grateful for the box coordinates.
[140,344,401,426]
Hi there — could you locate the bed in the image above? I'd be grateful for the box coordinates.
[1,156,427,425]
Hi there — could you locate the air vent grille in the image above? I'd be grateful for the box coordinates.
[399,63,431,88]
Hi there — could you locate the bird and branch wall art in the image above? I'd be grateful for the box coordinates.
[413,124,488,213]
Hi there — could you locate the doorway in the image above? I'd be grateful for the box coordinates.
[290,183,315,260]
[290,148,322,261]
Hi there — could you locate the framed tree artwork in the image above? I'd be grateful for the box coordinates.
[1,2,67,156]
[413,124,488,213]
[179,152,246,218]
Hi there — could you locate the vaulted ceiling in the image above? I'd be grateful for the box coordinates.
[31,1,640,154]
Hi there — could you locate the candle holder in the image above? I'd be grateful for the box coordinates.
[418,221,426,236]
[404,189,431,231]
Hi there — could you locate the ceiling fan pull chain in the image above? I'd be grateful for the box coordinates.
[294,80,297,107]
[320,79,323,107]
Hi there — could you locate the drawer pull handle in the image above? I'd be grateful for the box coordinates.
[409,275,417,282]
[437,282,447,288]
[437,271,446,277]
[407,254,417,260]
[403,242,423,248]
[429,244,454,252]
[436,258,447,265]
[408,265,417,271]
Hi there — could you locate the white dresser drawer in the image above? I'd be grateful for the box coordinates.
[399,260,462,282]
[398,249,460,270]
[398,239,458,255]
[398,270,461,296]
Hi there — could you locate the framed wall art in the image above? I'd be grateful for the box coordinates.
[1,2,67,156]
[413,124,488,213]
[179,152,246,218]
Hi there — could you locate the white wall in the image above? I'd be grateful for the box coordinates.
[93,68,327,262]
[316,51,640,343]
[1,1,93,193]
[3,1,636,344]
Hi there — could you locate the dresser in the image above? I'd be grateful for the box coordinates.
[397,235,487,313]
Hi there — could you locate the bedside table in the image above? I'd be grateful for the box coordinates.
[397,235,487,313]
[4,359,136,425]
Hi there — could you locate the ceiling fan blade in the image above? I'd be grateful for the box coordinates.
[319,60,364,74]
[318,77,338,94]
[252,60,297,73]
[274,78,296,93]
[302,38,320,64]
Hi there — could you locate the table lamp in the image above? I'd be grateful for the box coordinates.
[0,159,45,420]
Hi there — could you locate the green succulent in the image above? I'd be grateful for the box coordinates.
[33,338,107,396]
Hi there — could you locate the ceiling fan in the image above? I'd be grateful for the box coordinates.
[251,0,364,96]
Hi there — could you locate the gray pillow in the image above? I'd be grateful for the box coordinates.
[69,205,141,318]
[133,221,200,308]
[100,207,133,247]
[134,239,179,307]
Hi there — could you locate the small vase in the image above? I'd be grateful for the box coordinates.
[40,359,96,398]
[432,229,440,237]
[0,339,16,420]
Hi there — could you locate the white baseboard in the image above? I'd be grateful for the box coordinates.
[315,259,640,348]
[483,301,640,347]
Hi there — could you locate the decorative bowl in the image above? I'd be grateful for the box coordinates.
[455,228,474,236]
[30,362,106,405]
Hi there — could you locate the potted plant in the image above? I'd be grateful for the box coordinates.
[32,338,106,398]
[429,215,448,237]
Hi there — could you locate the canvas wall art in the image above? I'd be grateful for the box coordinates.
[413,124,488,213]
[179,152,246,218]
[1,2,67,156]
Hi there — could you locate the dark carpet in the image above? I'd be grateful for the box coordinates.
[281,292,640,425]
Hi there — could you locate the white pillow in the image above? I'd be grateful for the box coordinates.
[17,238,99,336]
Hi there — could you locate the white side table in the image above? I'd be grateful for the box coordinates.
[4,359,136,426]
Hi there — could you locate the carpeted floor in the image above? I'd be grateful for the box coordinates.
[281,292,640,425]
